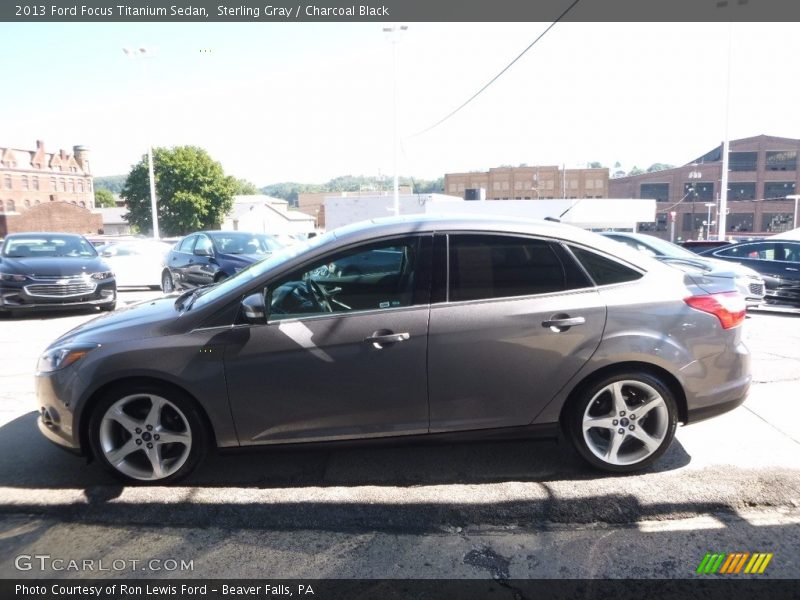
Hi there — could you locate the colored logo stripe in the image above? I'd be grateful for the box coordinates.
[696,552,772,574]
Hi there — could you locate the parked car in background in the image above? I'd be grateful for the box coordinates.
[701,240,800,306]
[679,240,735,254]
[161,231,283,292]
[36,216,750,483]
[97,240,173,289]
[0,232,116,316]
[601,232,765,307]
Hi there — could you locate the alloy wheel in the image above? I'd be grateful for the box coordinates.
[98,394,192,481]
[581,380,670,466]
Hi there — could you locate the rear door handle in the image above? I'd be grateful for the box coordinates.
[542,316,586,331]
[365,332,410,348]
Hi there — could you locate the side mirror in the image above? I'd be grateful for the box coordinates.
[194,246,213,257]
[241,291,266,324]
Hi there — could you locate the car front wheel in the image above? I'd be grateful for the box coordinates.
[161,271,174,293]
[567,372,677,473]
[89,385,208,483]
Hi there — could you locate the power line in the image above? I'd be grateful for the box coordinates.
[409,0,582,139]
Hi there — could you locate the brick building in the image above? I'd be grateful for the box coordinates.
[444,166,609,201]
[609,135,800,240]
[0,140,98,236]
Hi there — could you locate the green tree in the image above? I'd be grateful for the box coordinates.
[628,166,644,176]
[646,163,675,173]
[121,146,236,236]
[587,161,604,169]
[94,175,127,194]
[234,178,260,195]
[94,188,117,208]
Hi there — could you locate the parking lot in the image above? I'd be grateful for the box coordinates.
[0,289,798,579]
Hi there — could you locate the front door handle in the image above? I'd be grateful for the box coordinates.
[365,331,410,348]
[542,315,586,331]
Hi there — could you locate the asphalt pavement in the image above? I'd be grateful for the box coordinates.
[0,291,798,579]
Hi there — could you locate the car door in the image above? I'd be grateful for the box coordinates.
[167,235,197,288]
[427,233,606,432]
[224,234,433,445]
[186,234,216,287]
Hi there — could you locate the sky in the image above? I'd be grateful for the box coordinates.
[1,22,798,186]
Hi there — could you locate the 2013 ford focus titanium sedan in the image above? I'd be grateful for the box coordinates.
[36,216,751,483]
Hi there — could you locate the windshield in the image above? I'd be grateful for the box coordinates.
[2,235,97,258]
[210,232,283,255]
[187,230,336,311]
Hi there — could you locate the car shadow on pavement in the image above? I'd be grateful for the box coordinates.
[0,412,690,493]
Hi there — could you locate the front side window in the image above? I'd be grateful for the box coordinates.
[177,235,196,253]
[194,235,213,255]
[716,243,776,261]
[268,237,423,321]
[448,235,585,302]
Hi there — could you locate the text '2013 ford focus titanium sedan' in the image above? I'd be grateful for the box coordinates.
[36,216,751,483]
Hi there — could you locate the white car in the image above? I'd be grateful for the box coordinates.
[98,240,173,289]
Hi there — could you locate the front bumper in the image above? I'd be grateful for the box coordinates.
[36,369,83,453]
[0,280,116,312]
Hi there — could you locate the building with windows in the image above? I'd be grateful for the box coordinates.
[609,135,800,240]
[0,140,100,236]
[445,165,609,201]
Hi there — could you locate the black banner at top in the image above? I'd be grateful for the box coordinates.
[2,0,798,23]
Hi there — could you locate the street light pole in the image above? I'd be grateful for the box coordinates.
[123,46,159,239]
[787,195,800,231]
[383,25,407,217]
[705,202,716,241]
[688,168,702,240]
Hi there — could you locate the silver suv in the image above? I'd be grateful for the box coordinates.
[36,216,751,483]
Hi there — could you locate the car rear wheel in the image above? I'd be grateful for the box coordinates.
[161,271,174,293]
[567,372,677,473]
[89,385,208,483]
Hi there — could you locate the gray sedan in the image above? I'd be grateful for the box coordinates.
[35,216,751,483]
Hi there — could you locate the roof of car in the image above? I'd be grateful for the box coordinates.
[330,214,659,271]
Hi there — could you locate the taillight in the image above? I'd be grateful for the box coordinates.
[684,292,746,329]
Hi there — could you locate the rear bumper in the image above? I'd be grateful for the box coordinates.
[682,340,751,425]
[686,394,747,424]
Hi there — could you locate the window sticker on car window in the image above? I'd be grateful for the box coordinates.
[379,301,390,308]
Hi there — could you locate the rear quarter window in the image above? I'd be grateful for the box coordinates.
[570,246,643,286]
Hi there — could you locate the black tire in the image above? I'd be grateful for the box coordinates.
[88,383,209,484]
[566,371,678,473]
[214,272,229,284]
[161,271,174,293]
[100,302,116,312]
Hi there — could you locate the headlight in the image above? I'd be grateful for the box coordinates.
[37,344,100,373]
[0,272,26,282]
[91,271,114,281]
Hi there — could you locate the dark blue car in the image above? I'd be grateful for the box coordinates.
[161,231,282,292]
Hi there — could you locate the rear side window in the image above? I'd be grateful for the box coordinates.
[570,246,642,285]
[449,234,575,301]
